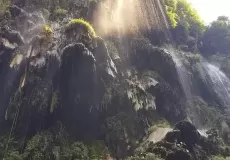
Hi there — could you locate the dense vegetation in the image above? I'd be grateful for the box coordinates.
[163,0,205,49]
[163,0,230,58]
[0,0,10,21]
[201,16,230,55]
[1,0,230,160]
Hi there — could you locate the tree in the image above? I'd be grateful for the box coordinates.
[201,16,230,55]
[0,0,10,20]
[164,0,205,47]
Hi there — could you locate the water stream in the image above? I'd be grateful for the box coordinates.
[203,62,230,107]
[167,47,193,101]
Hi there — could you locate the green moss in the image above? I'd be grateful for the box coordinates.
[0,0,10,18]
[211,156,230,160]
[55,8,67,18]
[66,18,96,38]
[163,0,205,35]
[43,25,53,35]
[166,10,178,28]
[50,92,58,113]
[187,54,202,65]
[126,153,163,160]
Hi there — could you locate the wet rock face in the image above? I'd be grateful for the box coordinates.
[5,53,60,135]
[3,3,230,160]
[93,37,117,81]
[60,43,96,107]
[0,3,118,139]
[130,38,180,88]
[192,63,225,106]
[0,28,23,123]
[154,82,186,122]
[59,43,100,138]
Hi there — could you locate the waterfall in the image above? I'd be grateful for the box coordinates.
[167,47,193,101]
[95,0,170,37]
[203,62,230,107]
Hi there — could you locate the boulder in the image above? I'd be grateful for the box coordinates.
[175,121,201,147]
[164,130,181,143]
[1,26,24,45]
[147,141,192,160]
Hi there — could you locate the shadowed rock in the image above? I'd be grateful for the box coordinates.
[175,121,201,147]
[1,26,24,45]
[59,43,99,138]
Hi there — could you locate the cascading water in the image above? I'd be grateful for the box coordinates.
[203,62,230,107]
[95,0,170,36]
[167,47,193,101]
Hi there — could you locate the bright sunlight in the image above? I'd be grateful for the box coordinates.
[187,0,230,24]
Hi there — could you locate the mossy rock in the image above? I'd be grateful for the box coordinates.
[65,18,96,38]
[55,8,67,18]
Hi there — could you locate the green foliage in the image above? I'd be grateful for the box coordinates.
[0,123,108,159]
[43,25,53,35]
[211,156,230,160]
[176,0,205,35]
[166,11,178,28]
[186,53,202,65]
[23,132,54,159]
[0,135,23,160]
[87,141,108,160]
[126,79,148,111]
[66,18,97,38]
[201,16,230,55]
[126,153,163,160]
[104,112,141,156]
[163,0,205,44]
[21,128,108,160]
[69,142,89,159]
[206,128,223,145]
[54,8,68,18]
[3,151,22,160]
[164,0,178,28]
[50,92,58,113]
[0,0,10,19]
[23,0,71,10]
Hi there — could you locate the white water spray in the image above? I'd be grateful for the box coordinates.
[204,62,230,107]
[167,47,193,101]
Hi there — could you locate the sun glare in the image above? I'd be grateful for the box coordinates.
[94,0,169,36]
[187,0,230,23]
